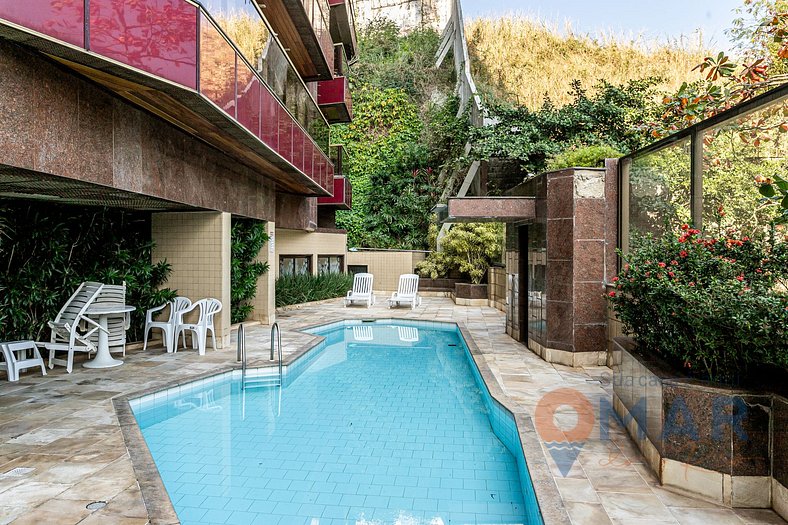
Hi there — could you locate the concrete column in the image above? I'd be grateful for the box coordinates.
[250,221,277,325]
[151,211,232,348]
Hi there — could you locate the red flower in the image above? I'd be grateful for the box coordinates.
[671,260,678,265]
[736,274,744,282]
[612,276,619,282]
[645,272,651,277]
[608,291,617,298]
[680,250,688,258]
[756,268,763,273]
[689,282,695,287]
[681,224,689,231]
[658,262,667,268]
[668,271,675,278]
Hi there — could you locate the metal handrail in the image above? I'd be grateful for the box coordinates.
[271,322,283,385]
[238,324,247,388]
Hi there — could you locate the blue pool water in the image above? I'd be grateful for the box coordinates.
[131,321,543,525]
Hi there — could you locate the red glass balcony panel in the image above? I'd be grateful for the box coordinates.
[0,0,85,47]
[278,109,294,162]
[89,0,197,89]
[0,0,336,196]
[318,175,351,209]
[292,127,305,173]
[199,18,236,117]
[304,141,314,179]
[261,88,279,151]
[237,65,261,137]
[317,76,352,123]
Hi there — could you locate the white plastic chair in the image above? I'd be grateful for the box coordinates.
[173,298,222,355]
[143,296,192,353]
[387,274,422,310]
[344,273,375,308]
[44,281,107,373]
[1,341,47,382]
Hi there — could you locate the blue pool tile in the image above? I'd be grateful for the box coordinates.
[133,322,542,525]
[200,508,233,524]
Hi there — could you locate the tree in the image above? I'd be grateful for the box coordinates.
[416,223,504,284]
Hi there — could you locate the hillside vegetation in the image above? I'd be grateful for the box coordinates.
[467,17,708,108]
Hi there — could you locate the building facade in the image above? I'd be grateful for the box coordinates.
[0,0,357,344]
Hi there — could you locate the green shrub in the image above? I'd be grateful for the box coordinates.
[231,219,269,324]
[547,144,622,170]
[275,273,355,308]
[416,223,504,284]
[0,203,175,342]
[608,225,788,383]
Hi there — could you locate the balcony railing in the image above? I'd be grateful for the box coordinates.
[318,175,352,209]
[328,0,357,61]
[0,0,334,195]
[318,75,352,123]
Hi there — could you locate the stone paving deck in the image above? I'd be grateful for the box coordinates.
[0,298,784,525]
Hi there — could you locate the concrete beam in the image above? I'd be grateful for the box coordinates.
[446,197,536,222]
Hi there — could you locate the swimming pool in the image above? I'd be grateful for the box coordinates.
[130,320,544,525]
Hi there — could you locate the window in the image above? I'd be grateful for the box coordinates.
[279,255,311,277]
[317,255,344,275]
[348,265,368,275]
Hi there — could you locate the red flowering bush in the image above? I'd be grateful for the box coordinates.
[608,226,788,383]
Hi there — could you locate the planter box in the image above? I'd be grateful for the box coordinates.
[611,337,788,515]
[419,278,466,292]
[453,283,488,306]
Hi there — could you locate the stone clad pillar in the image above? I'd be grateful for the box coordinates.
[251,221,277,325]
[151,211,232,348]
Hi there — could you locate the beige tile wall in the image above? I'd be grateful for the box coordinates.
[345,251,428,292]
[274,229,348,276]
[251,221,277,324]
[151,211,231,347]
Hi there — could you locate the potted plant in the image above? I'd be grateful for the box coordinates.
[416,223,503,304]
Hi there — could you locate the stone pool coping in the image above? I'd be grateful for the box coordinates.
[114,317,570,525]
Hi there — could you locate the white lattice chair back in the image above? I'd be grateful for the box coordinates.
[398,274,419,297]
[353,273,373,296]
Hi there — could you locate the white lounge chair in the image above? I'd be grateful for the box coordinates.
[388,274,422,310]
[397,326,419,343]
[345,273,375,308]
[143,296,192,353]
[43,281,107,373]
[90,282,130,356]
[1,341,47,382]
[352,325,374,342]
[173,298,222,355]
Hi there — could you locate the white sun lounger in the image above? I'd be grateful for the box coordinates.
[388,274,422,310]
[344,273,375,308]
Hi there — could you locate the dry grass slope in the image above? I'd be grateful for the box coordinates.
[467,16,709,108]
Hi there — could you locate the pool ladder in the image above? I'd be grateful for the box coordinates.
[239,323,283,390]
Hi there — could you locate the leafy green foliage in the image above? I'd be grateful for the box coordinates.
[352,19,454,106]
[275,273,354,308]
[547,144,623,170]
[231,219,270,324]
[472,79,661,174]
[609,225,788,383]
[0,204,175,342]
[416,223,504,284]
[331,21,468,249]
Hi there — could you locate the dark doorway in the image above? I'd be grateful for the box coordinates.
[517,225,529,343]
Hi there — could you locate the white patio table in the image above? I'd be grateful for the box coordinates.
[83,305,135,369]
